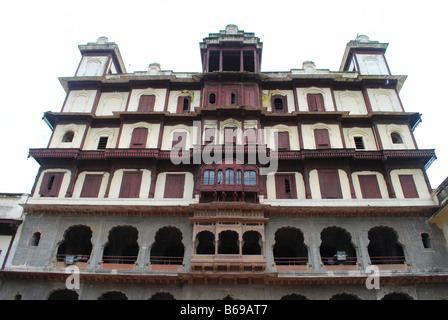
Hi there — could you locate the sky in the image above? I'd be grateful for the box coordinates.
[0,0,446,194]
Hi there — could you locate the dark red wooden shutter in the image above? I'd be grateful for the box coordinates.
[275,174,297,199]
[137,95,155,112]
[80,174,103,198]
[358,175,382,199]
[204,128,215,144]
[164,174,185,198]
[172,132,187,149]
[130,127,148,148]
[275,131,290,150]
[307,94,325,111]
[318,170,342,199]
[39,172,64,197]
[399,175,419,198]
[177,96,190,113]
[245,128,257,145]
[119,171,142,198]
[224,127,237,145]
[314,129,331,149]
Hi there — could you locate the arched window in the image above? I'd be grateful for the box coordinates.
[57,225,92,263]
[273,227,308,265]
[320,226,357,265]
[196,231,215,254]
[48,289,79,300]
[236,170,242,184]
[150,226,184,265]
[29,232,41,246]
[368,226,405,265]
[98,291,128,300]
[244,170,256,185]
[391,132,403,144]
[218,230,239,254]
[102,226,139,265]
[149,291,176,300]
[242,231,262,255]
[203,170,215,185]
[225,169,234,184]
[62,131,74,143]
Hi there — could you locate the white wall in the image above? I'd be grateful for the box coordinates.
[301,123,343,149]
[32,169,71,198]
[355,54,389,75]
[343,127,378,150]
[367,88,402,112]
[377,124,416,150]
[76,56,109,77]
[63,90,97,113]
[266,172,305,199]
[309,169,351,199]
[264,124,300,151]
[153,172,194,200]
[118,122,160,149]
[72,171,110,198]
[390,168,431,199]
[95,92,129,116]
[352,171,389,199]
[127,88,167,112]
[49,124,87,148]
[161,125,195,150]
[334,90,368,114]
[262,90,295,113]
[108,169,151,198]
[82,127,119,150]
[296,87,335,112]
[167,90,201,113]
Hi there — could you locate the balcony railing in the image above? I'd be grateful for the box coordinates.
[56,254,90,263]
[101,255,138,264]
[321,256,358,265]
[274,257,308,266]
[369,256,406,265]
[149,256,184,265]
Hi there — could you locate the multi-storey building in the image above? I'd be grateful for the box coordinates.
[1,25,448,300]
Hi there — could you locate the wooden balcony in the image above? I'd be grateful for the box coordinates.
[190,254,266,272]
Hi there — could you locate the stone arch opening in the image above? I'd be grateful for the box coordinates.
[56,225,92,263]
[102,225,139,264]
[273,227,308,265]
[320,226,357,265]
[150,226,184,265]
[368,226,405,264]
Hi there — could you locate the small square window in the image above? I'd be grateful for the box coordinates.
[97,137,108,150]
[354,136,365,149]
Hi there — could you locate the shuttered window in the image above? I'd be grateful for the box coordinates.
[399,175,419,198]
[244,128,257,145]
[275,174,297,199]
[39,172,64,197]
[314,129,331,149]
[137,95,155,112]
[177,96,190,114]
[318,170,342,199]
[224,127,237,145]
[119,171,142,198]
[204,128,215,144]
[307,93,325,111]
[275,131,290,150]
[172,131,187,149]
[272,95,287,113]
[358,175,382,199]
[80,174,103,198]
[130,127,148,148]
[164,174,185,198]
